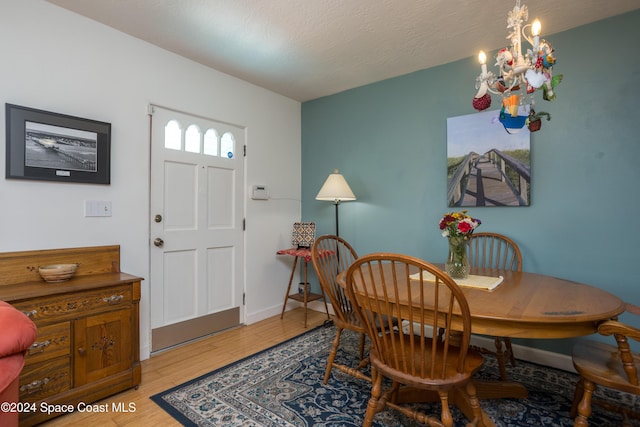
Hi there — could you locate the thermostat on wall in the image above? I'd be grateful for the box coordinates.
[252,185,269,200]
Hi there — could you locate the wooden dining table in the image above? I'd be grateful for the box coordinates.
[337,264,626,427]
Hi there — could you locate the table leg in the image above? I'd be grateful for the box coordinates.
[452,384,496,427]
[494,337,508,380]
[302,260,308,327]
[473,379,528,400]
[395,386,496,426]
[395,378,527,426]
[280,256,299,319]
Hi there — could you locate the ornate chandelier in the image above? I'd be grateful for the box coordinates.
[472,0,561,133]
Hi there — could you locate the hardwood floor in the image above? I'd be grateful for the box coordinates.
[40,308,330,426]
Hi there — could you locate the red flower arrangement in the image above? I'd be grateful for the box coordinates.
[439,210,481,238]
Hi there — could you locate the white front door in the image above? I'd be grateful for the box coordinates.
[149,105,245,352]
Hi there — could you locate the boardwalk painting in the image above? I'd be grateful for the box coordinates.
[447,108,531,207]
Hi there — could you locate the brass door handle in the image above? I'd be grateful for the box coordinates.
[154,238,164,247]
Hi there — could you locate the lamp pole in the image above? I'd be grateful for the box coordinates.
[334,200,340,237]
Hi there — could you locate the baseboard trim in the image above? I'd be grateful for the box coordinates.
[469,335,576,373]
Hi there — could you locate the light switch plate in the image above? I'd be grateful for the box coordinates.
[85,200,112,217]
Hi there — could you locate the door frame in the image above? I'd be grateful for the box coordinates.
[147,104,247,352]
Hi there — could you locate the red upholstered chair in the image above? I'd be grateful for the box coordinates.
[0,301,38,427]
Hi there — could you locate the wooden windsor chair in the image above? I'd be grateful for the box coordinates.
[311,235,371,383]
[468,231,522,381]
[345,253,485,427]
[570,302,640,427]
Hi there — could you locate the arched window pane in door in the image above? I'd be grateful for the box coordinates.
[164,120,181,150]
[185,124,201,153]
[221,132,235,159]
[203,129,219,156]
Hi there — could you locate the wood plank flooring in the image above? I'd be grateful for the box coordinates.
[40,308,330,426]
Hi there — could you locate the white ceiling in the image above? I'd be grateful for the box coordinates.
[46,0,640,102]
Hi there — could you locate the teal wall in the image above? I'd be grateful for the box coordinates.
[301,10,640,355]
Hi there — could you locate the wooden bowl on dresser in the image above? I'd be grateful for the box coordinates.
[38,263,78,282]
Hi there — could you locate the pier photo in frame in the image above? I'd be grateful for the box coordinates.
[6,103,111,184]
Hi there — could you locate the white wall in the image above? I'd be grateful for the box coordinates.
[0,0,302,359]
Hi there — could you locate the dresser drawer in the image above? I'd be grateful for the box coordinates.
[20,356,71,401]
[12,285,133,324]
[25,322,71,366]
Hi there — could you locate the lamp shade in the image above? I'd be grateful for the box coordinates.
[315,169,356,203]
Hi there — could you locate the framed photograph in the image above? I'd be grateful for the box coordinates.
[446,108,531,207]
[5,103,111,184]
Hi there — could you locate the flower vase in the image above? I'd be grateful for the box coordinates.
[445,236,469,279]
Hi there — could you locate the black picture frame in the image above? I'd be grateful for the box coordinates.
[5,103,111,184]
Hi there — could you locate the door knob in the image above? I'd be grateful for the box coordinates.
[154,238,164,247]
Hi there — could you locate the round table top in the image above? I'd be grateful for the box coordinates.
[338,265,626,339]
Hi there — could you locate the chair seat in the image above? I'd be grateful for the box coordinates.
[573,339,640,395]
[372,334,485,388]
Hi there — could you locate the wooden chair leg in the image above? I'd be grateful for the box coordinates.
[323,327,343,384]
[570,378,584,418]
[363,372,383,427]
[358,333,366,361]
[464,380,483,427]
[438,390,454,427]
[574,379,596,427]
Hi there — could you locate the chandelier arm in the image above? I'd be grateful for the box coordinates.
[521,23,534,47]
[484,86,502,96]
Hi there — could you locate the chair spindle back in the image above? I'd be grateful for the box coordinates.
[468,232,522,272]
[346,253,472,380]
[311,235,358,324]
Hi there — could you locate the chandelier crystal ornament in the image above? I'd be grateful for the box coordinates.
[472,0,562,133]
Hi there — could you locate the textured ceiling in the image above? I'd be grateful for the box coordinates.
[46,0,640,102]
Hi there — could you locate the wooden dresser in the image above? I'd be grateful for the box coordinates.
[0,245,142,426]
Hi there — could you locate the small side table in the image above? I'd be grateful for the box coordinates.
[277,247,331,327]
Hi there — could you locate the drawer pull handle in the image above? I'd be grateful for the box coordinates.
[22,310,37,318]
[20,378,50,394]
[28,340,51,355]
[103,295,124,304]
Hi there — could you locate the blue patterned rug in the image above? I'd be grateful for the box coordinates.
[151,323,636,426]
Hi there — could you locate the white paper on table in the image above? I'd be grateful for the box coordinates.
[409,272,504,291]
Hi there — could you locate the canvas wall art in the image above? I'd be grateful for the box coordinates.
[446,108,530,207]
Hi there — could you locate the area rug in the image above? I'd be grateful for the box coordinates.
[151,324,636,426]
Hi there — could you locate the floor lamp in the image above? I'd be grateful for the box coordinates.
[315,169,356,237]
